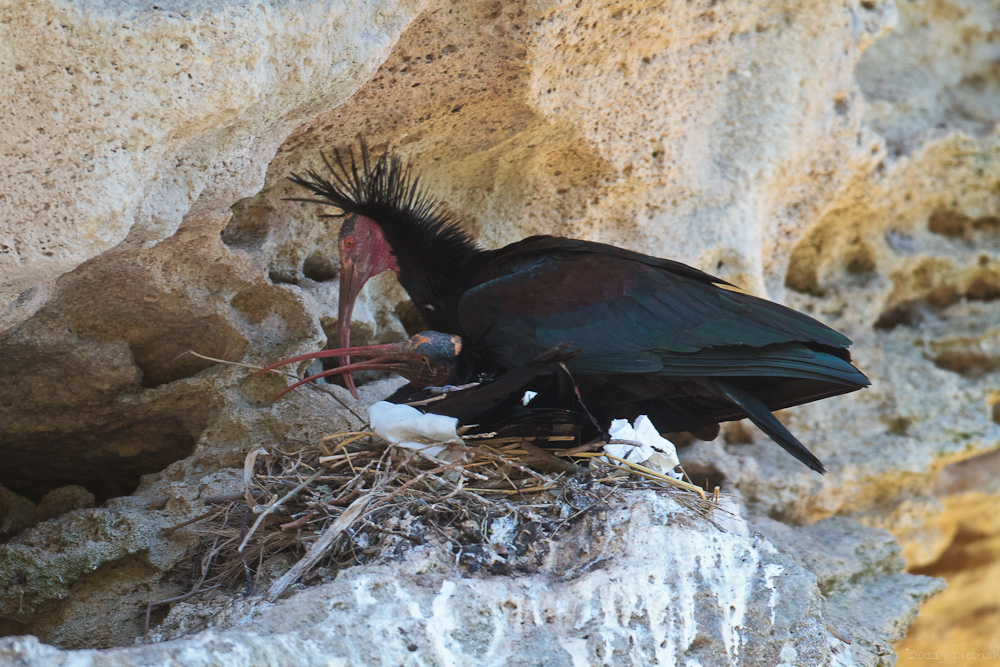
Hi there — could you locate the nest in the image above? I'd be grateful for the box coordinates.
[161,427,716,627]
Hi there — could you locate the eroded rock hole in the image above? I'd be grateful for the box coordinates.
[6,553,169,650]
[875,263,1000,330]
[935,448,1000,500]
[394,299,426,336]
[302,251,338,282]
[723,420,755,445]
[267,269,301,286]
[929,349,1000,379]
[0,416,200,502]
[833,96,849,116]
[785,231,825,297]
[843,242,877,287]
[874,291,959,330]
[679,464,726,495]
[305,322,394,392]
[786,230,878,296]
[967,271,1000,302]
[929,210,971,238]
[129,315,248,388]
[221,200,270,250]
[928,209,1000,239]
[312,357,388,392]
[886,416,911,436]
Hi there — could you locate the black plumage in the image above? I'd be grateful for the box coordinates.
[282,144,870,473]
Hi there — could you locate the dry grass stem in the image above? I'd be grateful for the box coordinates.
[181,350,366,424]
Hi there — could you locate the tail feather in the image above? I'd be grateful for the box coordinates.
[710,380,826,474]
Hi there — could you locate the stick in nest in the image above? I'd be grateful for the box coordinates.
[268,491,377,600]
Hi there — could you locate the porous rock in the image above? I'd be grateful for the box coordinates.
[0,0,425,315]
[1,0,996,661]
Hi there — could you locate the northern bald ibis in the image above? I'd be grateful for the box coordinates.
[280,145,870,473]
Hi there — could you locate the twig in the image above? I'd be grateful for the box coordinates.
[519,441,587,475]
[280,512,319,532]
[161,507,227,536]
[180,350,365,424]
[267,491,376,600]
[572,452,707,499]
[203,492,252,505]
[239,468,326,552]
[243,448,270,507]
[557,439,606,456]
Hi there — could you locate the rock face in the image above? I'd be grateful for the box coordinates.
[0,0,427,501]
[1,0,996,662]
[0,0,424,311]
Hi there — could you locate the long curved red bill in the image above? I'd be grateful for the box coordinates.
[337,267,360,398]
[257,341,405,402]
[259,331,460,403]
[264,357,410,402]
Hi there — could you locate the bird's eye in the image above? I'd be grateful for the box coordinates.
[420,355,430,365]
[343,236,355,250]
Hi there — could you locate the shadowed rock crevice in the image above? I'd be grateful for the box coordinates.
[1,413,205,503]
[785,223,881,298]
[875,257,1000,330]
[301,252,338,283]
[0,318,206,501]
[7,553,170,651]
[280,319,407,394]
[128,315,248,389]
[225,187,343,289]
[928,209,1000,240]
[0,216,317,501]
[927,342,1000,379]
[219,200,273,251]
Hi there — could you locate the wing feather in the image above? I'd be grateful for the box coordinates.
[460,250,861,385]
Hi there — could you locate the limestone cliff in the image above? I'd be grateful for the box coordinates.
[1,0,996,663]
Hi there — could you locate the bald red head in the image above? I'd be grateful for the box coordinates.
[337,214,400,397]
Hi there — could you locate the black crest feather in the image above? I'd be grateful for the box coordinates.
[286,141,481,255]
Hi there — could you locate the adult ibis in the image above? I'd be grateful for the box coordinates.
[281,144,870,473]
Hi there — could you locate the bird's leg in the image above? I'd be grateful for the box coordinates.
[557,362,603,437]
[425,382,481,394]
